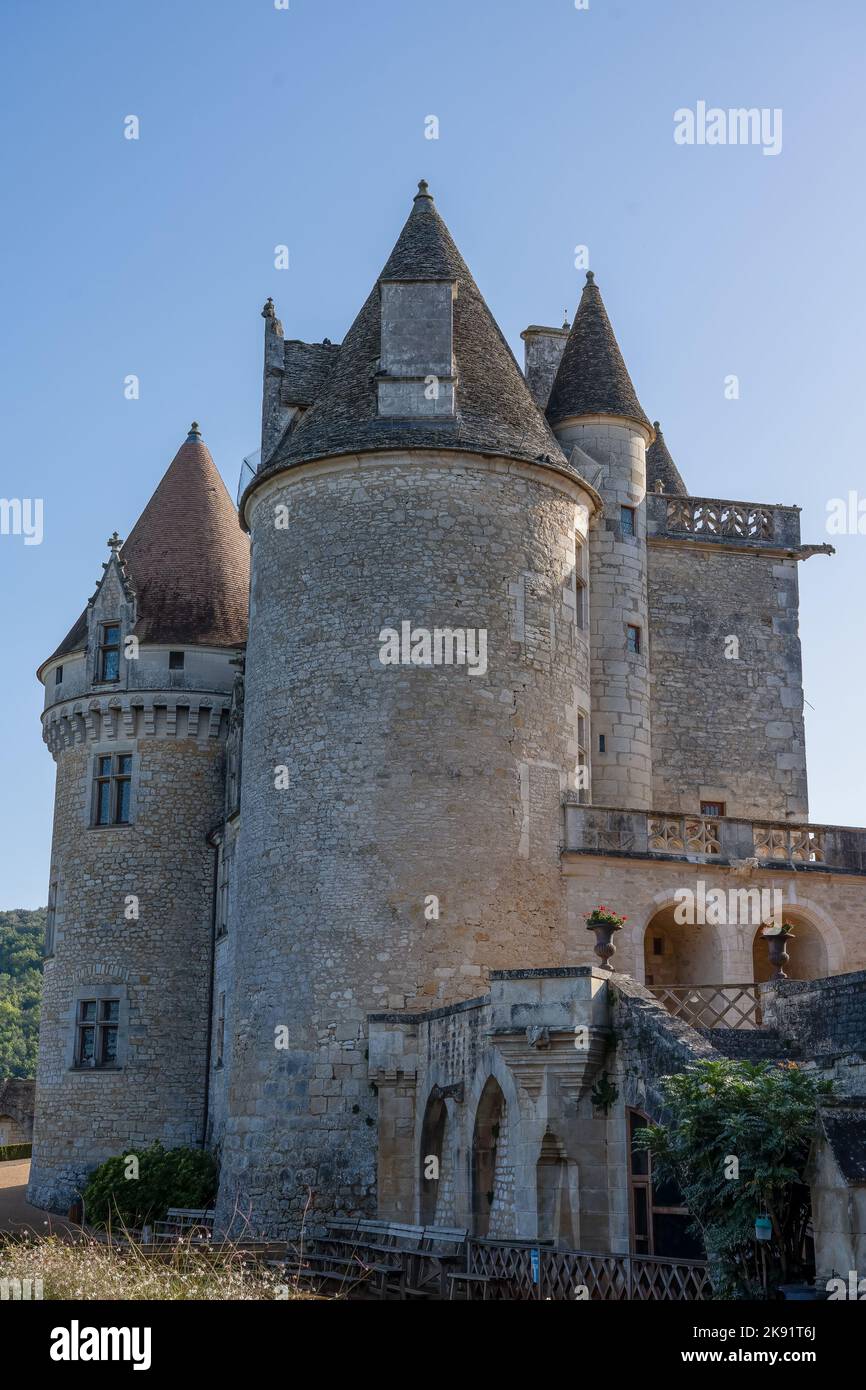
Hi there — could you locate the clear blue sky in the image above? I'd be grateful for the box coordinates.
[1,0,864,908]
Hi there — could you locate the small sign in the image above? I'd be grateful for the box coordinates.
[530,1248,540,1284]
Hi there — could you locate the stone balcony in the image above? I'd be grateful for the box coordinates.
[562,800,866,875]
[646,492,832,558]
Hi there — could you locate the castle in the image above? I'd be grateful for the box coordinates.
[28,183,866,1269]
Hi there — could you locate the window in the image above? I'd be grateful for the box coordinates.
[215,992,226,1069]
[576,710,590,804]
[94,753,133,826]
[598,733,606,754]
[75,999,120,1068]
[626,624,641,655]
[700,800,726,818]
[652,935,664,956]
[99,623,121,682]
[620,505,636,537]
[216,842,232,938]
[169,650,185,671]
[574,535,588,630]
[55,666,63,686]
[629,1109,703,1259]
[45,882,58,957]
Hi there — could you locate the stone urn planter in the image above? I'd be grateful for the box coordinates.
[585,907,626,971]
[762,924,795,981]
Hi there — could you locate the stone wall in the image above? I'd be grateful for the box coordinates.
[647,542,808,820]
[0,1079,36,1145]
[216,451,596,1237]
[28,720,226,1213]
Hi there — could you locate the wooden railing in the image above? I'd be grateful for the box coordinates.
[647,983,762,1029]
[467,1240,711,1300]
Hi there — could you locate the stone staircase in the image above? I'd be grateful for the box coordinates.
[699,1026,793,1063]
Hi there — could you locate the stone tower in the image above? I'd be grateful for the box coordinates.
[546,273,655,811]
[216,184,601,1235]
[28,426,249,1213]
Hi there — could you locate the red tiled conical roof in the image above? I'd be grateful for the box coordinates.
[42,426,249,672]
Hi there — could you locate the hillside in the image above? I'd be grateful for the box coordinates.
[0,908,44,1078]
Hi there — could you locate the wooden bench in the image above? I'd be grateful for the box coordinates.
[151,1207,215,1243]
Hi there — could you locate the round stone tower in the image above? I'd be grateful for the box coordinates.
[546,272,655,811]
[216,185,600,1235]
[28,426,249,1213]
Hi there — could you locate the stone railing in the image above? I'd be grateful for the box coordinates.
[646,493,802,550]
[563,803,866,873]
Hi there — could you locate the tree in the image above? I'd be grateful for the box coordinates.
[0,909,44,1078]
[635,1058,831,1298]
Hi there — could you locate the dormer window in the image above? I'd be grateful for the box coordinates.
[377,278,457,418]
[99,623,121,682]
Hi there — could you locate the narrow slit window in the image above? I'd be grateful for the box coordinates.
[55,666,63,686]
[574,534,588,631]
[626,624,641,655]
[576,710,590,804]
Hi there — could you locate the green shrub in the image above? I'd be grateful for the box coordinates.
[82,1143,217,1231]
[0,1143,32,1162]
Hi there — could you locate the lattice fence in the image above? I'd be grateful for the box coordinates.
[648,983,762,1029]
[467,1242,711,1301]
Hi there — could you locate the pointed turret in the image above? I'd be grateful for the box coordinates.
[248,181,564,500]
[646,421,688,496]
[41,426,249,673]
[546,271,650,434]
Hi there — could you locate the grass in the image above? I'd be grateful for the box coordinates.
[0,1232,314,1300]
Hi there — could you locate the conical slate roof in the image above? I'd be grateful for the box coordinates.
[546,271,650,430]
[250,183,566,492]
[646,421,688,496]
[43,426,249,671]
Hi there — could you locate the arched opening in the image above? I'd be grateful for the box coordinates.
[0,1115,21,1147]
[419,1093,447,1225]
[471,1077,506,1238]
[752,912,828,983]
[643,904,723,986]
[536,1129,576,1248]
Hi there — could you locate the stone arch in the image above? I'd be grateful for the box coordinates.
[471,1076,507,1238]
[419,1092,448,1225]
[751,907,831,983]
[0,1115,22,1147]
[642,903,723,989]
[536,1129,577,1248]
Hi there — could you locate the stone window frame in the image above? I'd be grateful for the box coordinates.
[574,533,589,631]
[88,745,138,829]
[576,708,591,805]
[215,991,226,1070]
[66,981,130,1073]
[620,504,636,538]
[626,623,641,656]
[215,839,233,940]
[168,650,185,671]
[700,800,726,819]
[45,880,58,958]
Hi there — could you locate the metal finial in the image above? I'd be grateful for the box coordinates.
[262,297,275,319]
[585,270,595,284]
[187,421,202,441]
